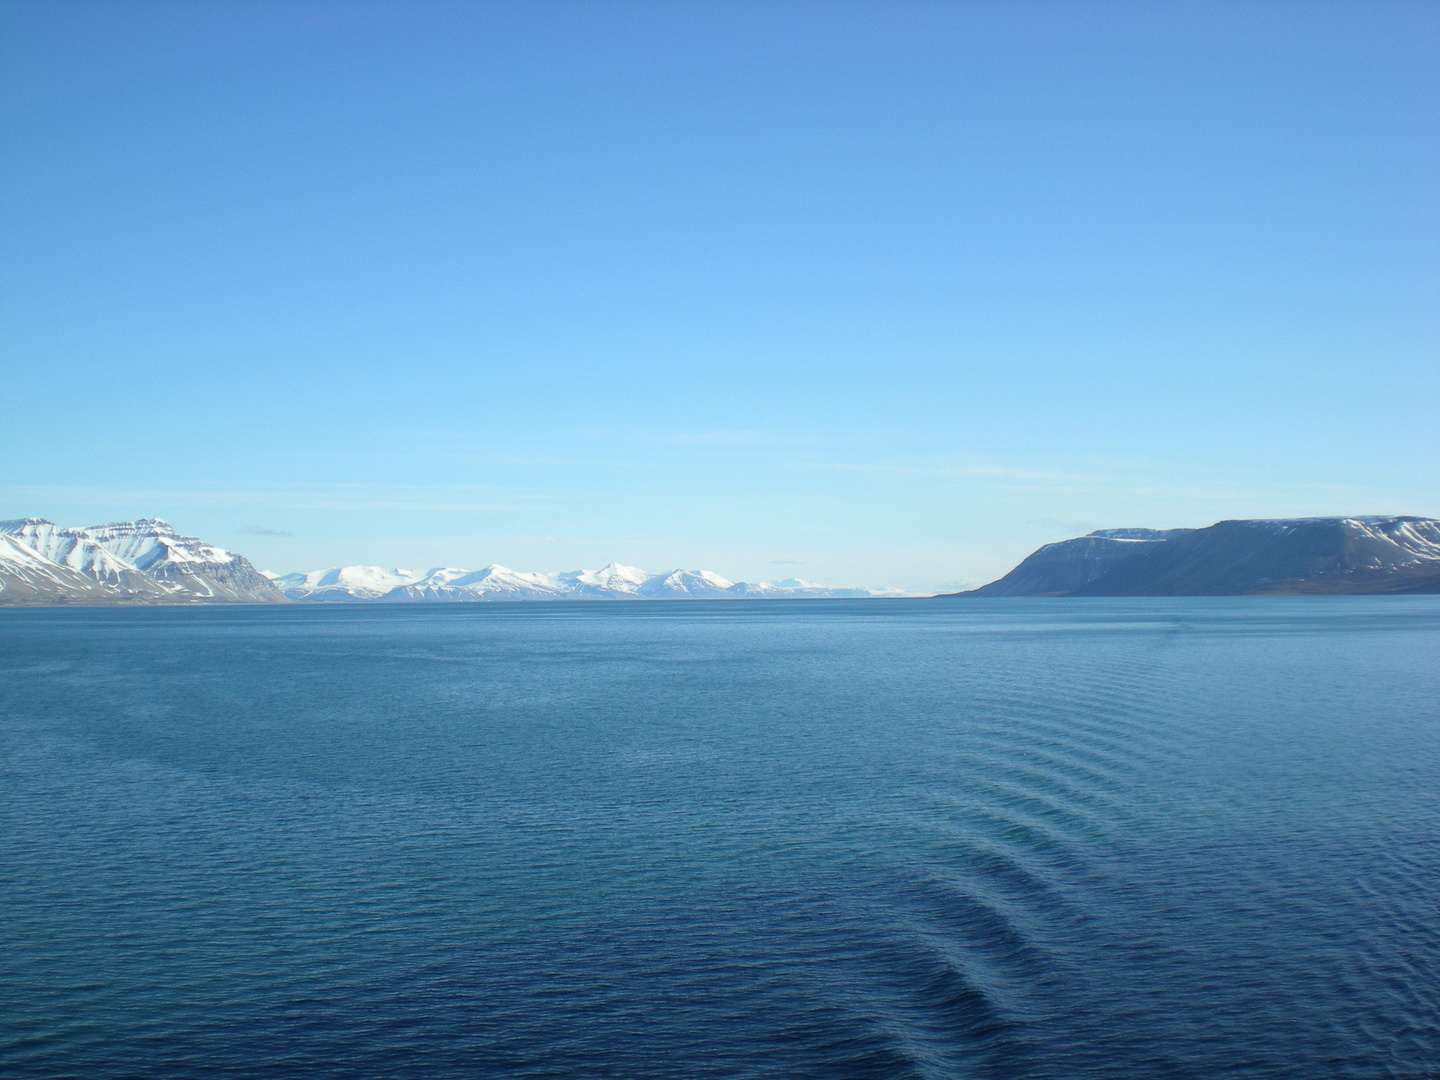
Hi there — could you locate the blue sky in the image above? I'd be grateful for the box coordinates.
[2,1,1436,591]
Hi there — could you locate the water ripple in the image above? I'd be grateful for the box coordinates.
[1,598,1438,1077]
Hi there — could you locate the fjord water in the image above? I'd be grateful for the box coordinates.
[2,600,1437,1079]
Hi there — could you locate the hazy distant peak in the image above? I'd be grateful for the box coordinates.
[270,559,893,602]
[562,562,651,589]
[1086,528,1192,541]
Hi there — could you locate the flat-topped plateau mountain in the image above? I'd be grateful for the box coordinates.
[0,518,285,605]
[950,517,1440,597]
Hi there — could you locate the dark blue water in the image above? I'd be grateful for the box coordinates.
[2,599,1438,1079]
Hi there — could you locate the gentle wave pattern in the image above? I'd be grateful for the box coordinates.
[2,598,1438,1079]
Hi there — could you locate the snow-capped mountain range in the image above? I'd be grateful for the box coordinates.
[0,518,284,604]
[267,562,894,602]
[0,517,896,605]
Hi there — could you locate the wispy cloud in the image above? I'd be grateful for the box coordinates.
[356,428,1390,508]
[238,526,291,537]
[1025,517,1100,533]
[0,483,546,514]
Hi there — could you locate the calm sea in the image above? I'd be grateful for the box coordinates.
[2,598,1437,1078]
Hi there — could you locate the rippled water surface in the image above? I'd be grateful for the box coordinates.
[2,598,1438,1078]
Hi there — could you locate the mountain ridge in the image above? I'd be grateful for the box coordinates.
[949,516,1440,597]
[0,518,898,604]
[269,560,896,602]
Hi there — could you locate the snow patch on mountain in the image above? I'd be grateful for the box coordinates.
[1,517,172,597]
[0,532,121,603]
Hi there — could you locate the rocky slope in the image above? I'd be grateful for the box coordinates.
[0,519,287,605]
[0,532,121,604]
[952,517,1440,597]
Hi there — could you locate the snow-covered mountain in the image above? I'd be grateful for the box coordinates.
[0,515,897,605]
[271,560,892,602]
[727,577,890,598]
[636,569,736,599]
[558,563,651,597]
[2,517,172,597]
[388,565,570,602]
[266,565,426,601]
[0,532,121,604]
[0,518,286,605]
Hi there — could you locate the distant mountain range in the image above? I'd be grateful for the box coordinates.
[267,563,894,602]
[950,517,1440,597]
[0,517,895,605]
[9,514,1437,606]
